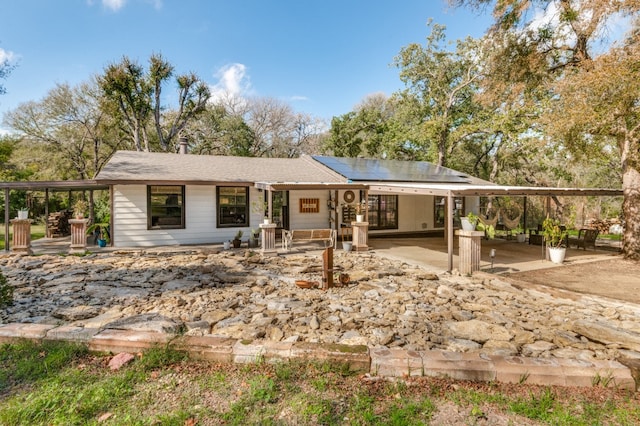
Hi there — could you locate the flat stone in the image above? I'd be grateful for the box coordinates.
[447,320,512,343]
[572,320,640,352]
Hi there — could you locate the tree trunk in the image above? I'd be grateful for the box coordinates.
[622,165,640,259]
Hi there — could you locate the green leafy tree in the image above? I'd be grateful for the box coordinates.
[98,53,210,152]
[393,21,485,167]
[451,0,640,258]
[4,81,120,180]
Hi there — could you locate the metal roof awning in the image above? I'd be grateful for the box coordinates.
[369,183,623,197]
[0,180,109,191]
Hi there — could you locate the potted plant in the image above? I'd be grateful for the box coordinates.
[543,217,568,263]
[354,200,366,222]
[73,199,88,219]
[460,212,478,231]
[232,230,243,248]
[97,228,108,247]
[17,208,29,220]
[248,228,260,248]
[252,200,269,224]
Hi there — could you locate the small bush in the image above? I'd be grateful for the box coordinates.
[0,271,13,308]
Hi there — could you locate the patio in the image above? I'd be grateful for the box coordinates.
[367,235,621,274]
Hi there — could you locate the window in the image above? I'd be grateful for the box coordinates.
[368,195,398,230]
[217,186,249,227]
[434,196,464,228]
[148,185,184,229]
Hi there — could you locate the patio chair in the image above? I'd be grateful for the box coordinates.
[573,228,599,250]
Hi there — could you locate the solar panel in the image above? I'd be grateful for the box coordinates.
[313,156,471,183]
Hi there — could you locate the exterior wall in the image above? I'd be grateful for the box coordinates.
[287,190,332,230]
[113,185,272,248]
[367,193,436,235]
[112,185,472,247]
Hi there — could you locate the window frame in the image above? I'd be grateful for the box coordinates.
[216,186,250,228]
[367,194,398,230]
[147,185,185,230]
[434,196,465,228]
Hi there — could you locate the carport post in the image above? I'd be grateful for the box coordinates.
[4,188,9,252]
[447,191,454,272]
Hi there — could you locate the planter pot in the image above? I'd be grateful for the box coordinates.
[97,239,107,248]
[356,214,364,222]
[263,218,270,224]
[17,210,28,220]
[232,239,242,249]
[223,241,231,250]
[548,247,566,264]
[516,233,526,243]
[248,238,259,248]
[460,217,476,231]
[342,241,353,252]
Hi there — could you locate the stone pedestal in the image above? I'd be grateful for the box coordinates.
[10,219,32,255]
[69,219,89,254]
[259,223,277,256]
[456,230,484,275]
[351,221,369,251]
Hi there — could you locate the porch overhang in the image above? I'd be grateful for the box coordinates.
[369,183,623,197]
[255,182,369,191]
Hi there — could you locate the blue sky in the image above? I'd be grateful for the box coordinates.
[0,0,492,133]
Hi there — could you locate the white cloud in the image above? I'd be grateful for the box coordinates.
[210,63,252,101]
[102,0,126,12]
[0,48,16,64]
[290,95,308,102]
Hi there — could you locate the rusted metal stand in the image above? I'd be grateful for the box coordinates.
[322,246,334,290]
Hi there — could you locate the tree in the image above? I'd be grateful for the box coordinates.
[185,104,255,156]
[98,53,210,152]
[451,0,640,258]
[393,21,485,166]
[4,81,120,180]
[0,50,15,95]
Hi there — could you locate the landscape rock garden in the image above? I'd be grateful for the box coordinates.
[1,247,640,363]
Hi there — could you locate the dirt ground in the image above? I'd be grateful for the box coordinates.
[502,257,640,305]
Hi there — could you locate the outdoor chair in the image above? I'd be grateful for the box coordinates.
[572,228,599,250]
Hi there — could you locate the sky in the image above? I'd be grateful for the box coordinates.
[0,0,493,134]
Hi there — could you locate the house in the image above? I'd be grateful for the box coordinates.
[94,151,495,248]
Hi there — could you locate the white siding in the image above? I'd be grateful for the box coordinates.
[113,185,269,247]
[288,190,332,230]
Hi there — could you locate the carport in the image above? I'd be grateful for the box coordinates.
[1,180,109,252]
[369,183,623,272]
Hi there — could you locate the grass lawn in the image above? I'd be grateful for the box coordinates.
[0,340,638,425]
[0,224,46,250]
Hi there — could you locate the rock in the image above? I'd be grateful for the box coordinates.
[309,315,320,330]
[109,352,136,370]
[572,320,640,352]
[446,320,512,343]
[521,340,556,357]
[446,338,482,352]
[103,313,183,333]
[52,305,100,321]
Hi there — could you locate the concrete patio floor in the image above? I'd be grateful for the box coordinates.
[367,235,622,274]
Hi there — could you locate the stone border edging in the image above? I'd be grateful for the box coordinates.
[0,322,635,390]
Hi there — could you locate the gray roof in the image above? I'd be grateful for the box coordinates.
[95,151,346,184]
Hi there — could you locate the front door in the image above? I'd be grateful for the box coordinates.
[272,191,289,230]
